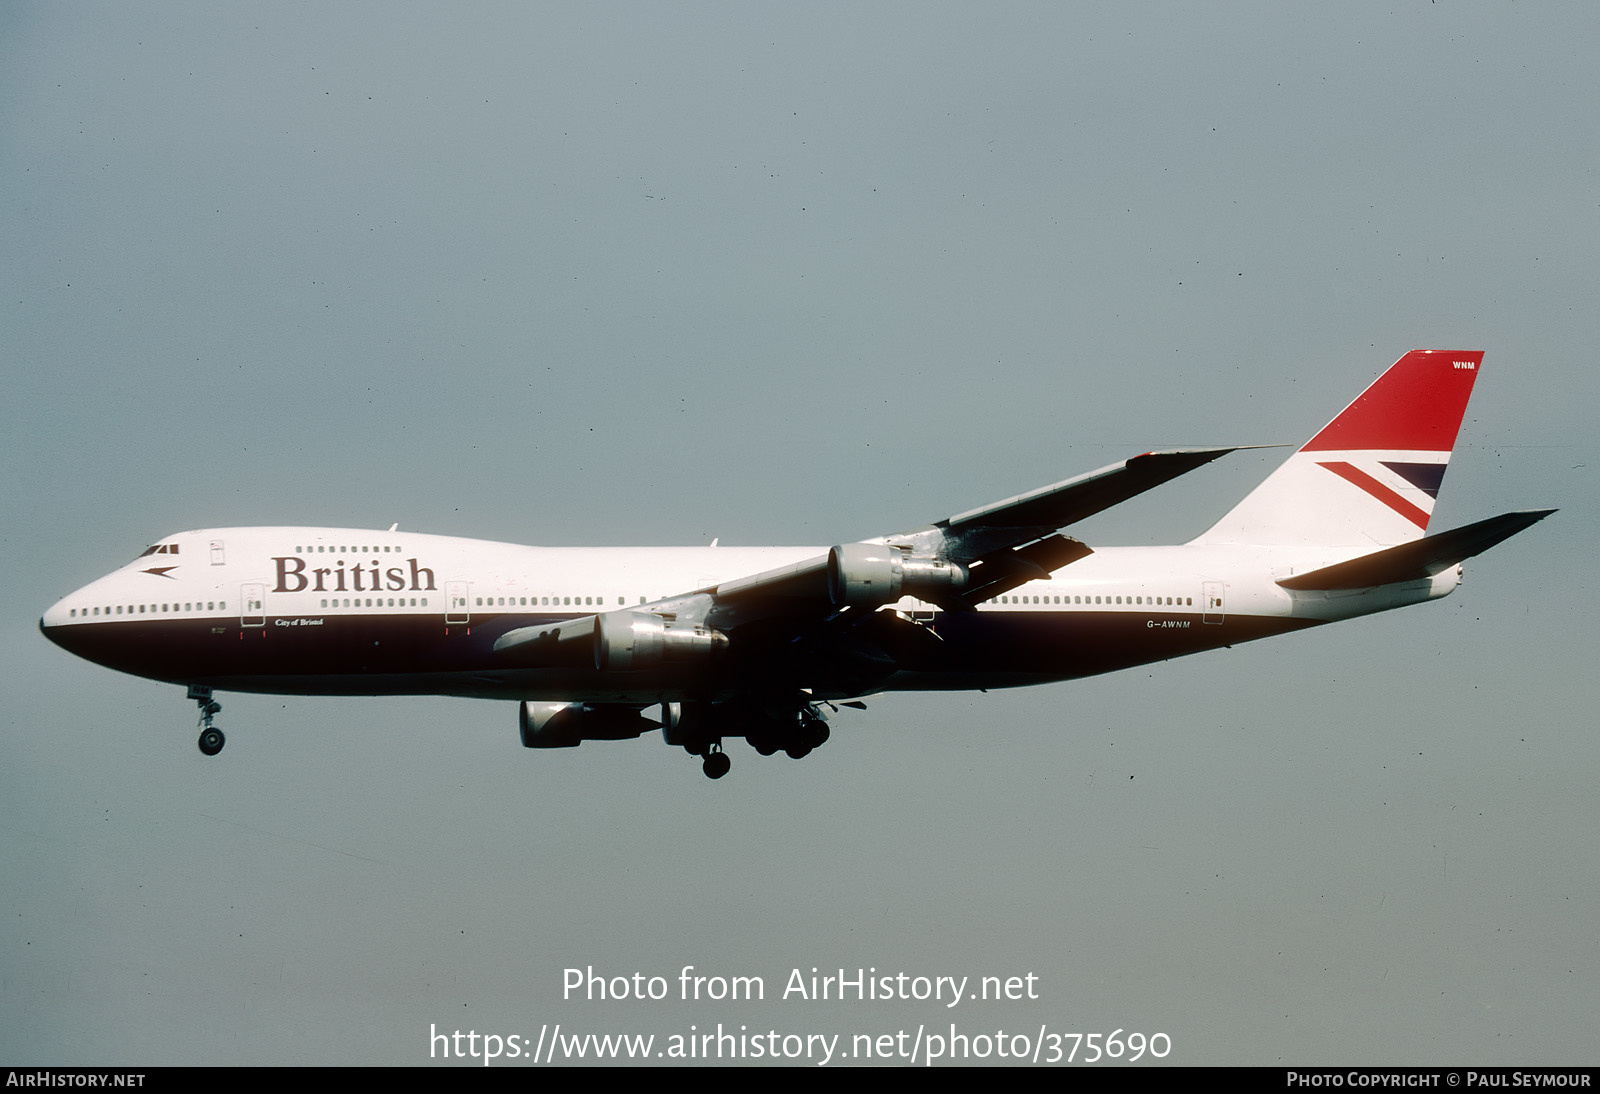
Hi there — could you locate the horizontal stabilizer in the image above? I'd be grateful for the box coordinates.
[1278,509,1555,591]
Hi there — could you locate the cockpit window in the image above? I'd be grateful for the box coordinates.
[136,543,178,558]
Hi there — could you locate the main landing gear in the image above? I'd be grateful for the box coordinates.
[664,699,841,779]
[189,684,225,756]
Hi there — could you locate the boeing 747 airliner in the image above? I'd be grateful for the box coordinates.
[40,351,1552,778]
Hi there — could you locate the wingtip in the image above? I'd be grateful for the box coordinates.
[1129,445,1234,461]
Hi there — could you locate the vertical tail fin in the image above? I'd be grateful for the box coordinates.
[1193,350,1483,547]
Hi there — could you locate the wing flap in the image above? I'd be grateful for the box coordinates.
[941,534,1095,607]
[493,616,597,663]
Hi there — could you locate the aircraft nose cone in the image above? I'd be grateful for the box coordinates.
[38,584,190,684]
[40,592,95,659]
[41,603,73,650]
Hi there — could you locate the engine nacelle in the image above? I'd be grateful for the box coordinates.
[828,543,902,607]
[519,701,656,748]
[828,542,966,608]
[593,611,728,671]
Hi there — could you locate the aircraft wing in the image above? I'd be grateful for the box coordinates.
[707,446,1238,611]
[908,446,1239,606]
[494,613,600,662]
[494,446,1237,662]
[933,447,1239,556]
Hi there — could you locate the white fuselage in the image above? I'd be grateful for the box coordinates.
[40,526,1457,703]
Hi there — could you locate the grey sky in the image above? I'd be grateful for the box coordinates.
[4,2,1595,1065]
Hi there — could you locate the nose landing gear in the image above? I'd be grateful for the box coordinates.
[188,684,225,756]
[701,744,731,780]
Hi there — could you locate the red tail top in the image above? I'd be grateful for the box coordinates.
[1302,350,1482,453]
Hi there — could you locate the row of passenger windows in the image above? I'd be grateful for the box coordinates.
[476,596,647,608]
[69,590,1197,620]
[456,593,1196,609]
[995,594,1194,606]
[460,593,1195,609]
[295,544,405,554]
[70,602,224,617]
[319,598,428,608]
[309,595,655,609]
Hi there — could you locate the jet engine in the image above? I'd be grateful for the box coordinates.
[593,611,728,671]
[519,701,657,748]
[827,542,967,608]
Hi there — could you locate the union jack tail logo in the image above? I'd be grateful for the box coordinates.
[1195,350,1482,547]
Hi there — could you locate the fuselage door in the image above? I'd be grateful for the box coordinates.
[1202,580,1226,624]
[241,583,266,628]
[446,581,470,625]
